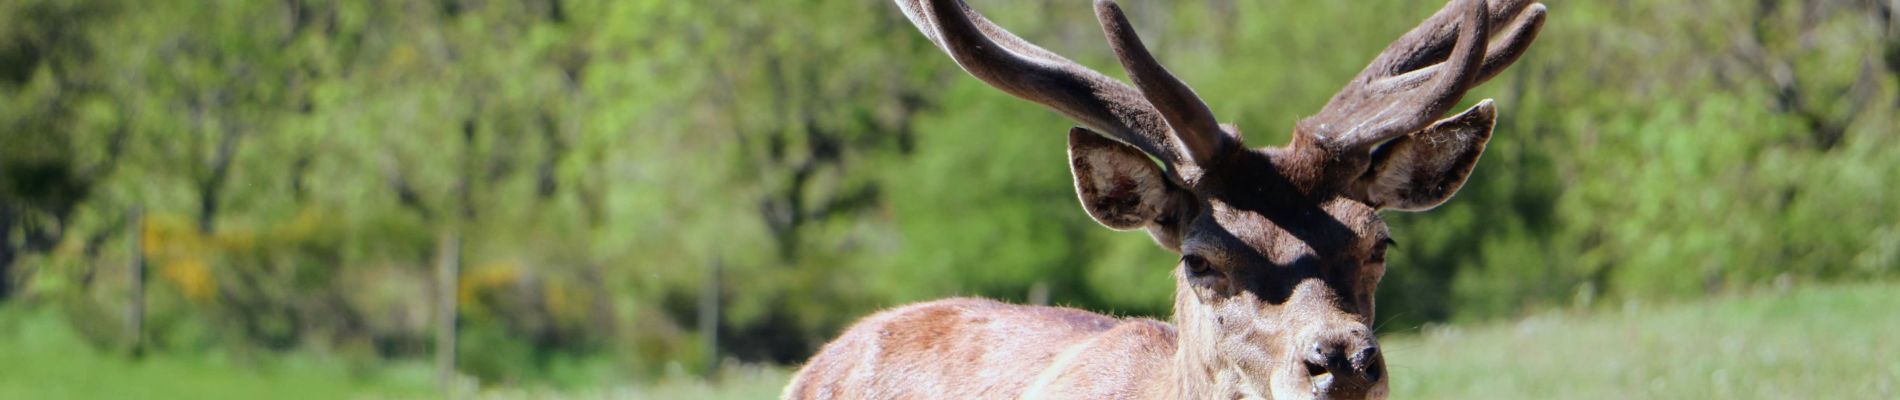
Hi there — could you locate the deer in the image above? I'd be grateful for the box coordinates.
[784,0,1546,398]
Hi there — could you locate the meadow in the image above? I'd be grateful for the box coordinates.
[4,0,1896,394]
[3,282,1893,399]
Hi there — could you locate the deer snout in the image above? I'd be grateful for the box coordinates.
[1297,326,1385,397]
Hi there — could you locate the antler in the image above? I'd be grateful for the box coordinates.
[894,0,1231,171]
[1095,0,1230,166]
[1301,0,1547,152]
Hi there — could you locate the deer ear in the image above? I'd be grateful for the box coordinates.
[1069,127,1180,230]
[1353,100,1497,211]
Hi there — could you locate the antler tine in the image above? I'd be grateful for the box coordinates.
[895,0,1199,170]
[1302,0,1505,152]
[1384,0,1547,86]
[1095,0,1231,166]
[1476,1,1547,85]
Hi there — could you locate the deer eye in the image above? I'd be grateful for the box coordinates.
[1182,254,1214,276]
[1369,238,1395,264]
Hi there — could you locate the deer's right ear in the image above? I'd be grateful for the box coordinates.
[1068,127,1180,231]
[1351,100,1496,211]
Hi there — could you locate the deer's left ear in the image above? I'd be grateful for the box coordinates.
[1351,100,1497,211]
[1068,127,1181,230]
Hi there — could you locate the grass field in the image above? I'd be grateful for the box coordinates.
[2,283,1895,399]
[0,307,438,399]
[1385,283,1900,398]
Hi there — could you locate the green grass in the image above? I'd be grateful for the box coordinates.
[1384,283,1900,398]
[0,307,438,400]
[0,305,788,400]
[3,283,1895,399]
[467,367,789,400]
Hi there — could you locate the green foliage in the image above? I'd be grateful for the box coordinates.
[1,0,1897,389]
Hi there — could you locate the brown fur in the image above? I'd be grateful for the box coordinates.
[784,298,1172,399]
[786,1,1547,399]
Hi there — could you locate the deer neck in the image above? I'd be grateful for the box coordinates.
[1156,281,1242,399]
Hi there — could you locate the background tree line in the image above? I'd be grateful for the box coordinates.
[2,0,1896,386]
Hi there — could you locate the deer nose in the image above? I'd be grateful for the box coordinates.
[1301,330,1385,392]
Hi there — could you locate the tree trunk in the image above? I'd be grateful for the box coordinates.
[0,205,15,300]
[198,131,242,234]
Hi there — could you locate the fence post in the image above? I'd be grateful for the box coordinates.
[1028,280,1050,306]
[434,231,461,393]
[700,257,721,378]
[127,207,145,358]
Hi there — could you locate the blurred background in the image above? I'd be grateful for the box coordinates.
[1,0,1896,398]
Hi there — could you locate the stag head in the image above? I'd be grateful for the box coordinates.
[898,0,1545,397]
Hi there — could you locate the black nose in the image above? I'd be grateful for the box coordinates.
[1355,345,1384,383]
[1303,335,1385,390]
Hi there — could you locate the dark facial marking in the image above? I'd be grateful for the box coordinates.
[1185,150,1375,309]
